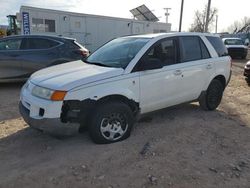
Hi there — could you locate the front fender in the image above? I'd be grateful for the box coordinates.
[65,75,140,103]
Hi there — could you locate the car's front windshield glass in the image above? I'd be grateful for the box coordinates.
[224,39,244,45]
[86,37,150,69]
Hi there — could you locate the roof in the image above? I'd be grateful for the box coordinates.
[222,37,242,41]
[0,34,76,41]
[123,32,220,39]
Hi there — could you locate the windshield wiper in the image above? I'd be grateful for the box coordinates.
[83,60,111,67]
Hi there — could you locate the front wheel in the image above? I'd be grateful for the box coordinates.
[89,102,134,144]
[199,79,224,111]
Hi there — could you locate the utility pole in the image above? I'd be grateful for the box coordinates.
[215,15,218,33]
[205,0,212,32]
[179,0,184,32]
[164,8,171,23]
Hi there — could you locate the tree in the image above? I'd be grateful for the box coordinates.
[227,17,250,34]
[189,5,218,33]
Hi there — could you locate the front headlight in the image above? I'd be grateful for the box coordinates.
[32,86,67,101]
[32,86,54,100]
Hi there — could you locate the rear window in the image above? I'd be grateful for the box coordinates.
[224,39,244,45]
[206,36,228,57]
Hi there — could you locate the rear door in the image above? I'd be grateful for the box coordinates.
[176,36,214,101]
[0,38,24,79]
[20,37,60,75]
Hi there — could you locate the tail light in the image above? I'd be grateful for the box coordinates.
[74,49,90,58]
[79,49,90,57]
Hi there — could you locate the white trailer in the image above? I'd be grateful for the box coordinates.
[17,6,171,52]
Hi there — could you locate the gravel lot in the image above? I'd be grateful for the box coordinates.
[0,55,250,188]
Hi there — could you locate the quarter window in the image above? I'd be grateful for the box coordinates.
[206,36,228,57]
[199,39,210,59]
[0,39,22,50]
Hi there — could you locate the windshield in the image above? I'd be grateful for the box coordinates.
[224,39,244,45]
[86,37,150,68]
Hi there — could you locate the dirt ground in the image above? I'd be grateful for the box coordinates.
[0,55,250,188]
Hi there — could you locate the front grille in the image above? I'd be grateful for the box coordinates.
[228,48,245,53]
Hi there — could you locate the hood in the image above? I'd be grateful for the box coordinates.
[30,60,124,91]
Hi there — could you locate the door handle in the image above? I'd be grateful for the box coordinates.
[206,64,212,69]
[173,70,182,76]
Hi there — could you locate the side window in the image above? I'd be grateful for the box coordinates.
[145,38,177,67]
[206,36,228,57]
[0,39,22,50]
[199,38,211,59]
[179,36,202,62]
[23,38,59,50]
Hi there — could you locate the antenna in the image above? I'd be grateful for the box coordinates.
[164,8,171,23]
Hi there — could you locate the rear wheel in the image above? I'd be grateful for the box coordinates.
[245,77,250,85]
[242,55,247,59]
[89,102,134,144]
[199,79,224,111]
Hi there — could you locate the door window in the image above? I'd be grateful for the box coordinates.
[0,39,22,50]
[21,38,59,50]
[139,38,177,70]
[179,36,202,62]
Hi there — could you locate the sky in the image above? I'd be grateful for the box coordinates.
[0,0,249,32]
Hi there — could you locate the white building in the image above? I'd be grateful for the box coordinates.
[17,6,171,52]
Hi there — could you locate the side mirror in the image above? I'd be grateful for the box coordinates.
[140,58,163,71]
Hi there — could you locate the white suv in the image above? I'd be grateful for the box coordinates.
[19,33,231,144]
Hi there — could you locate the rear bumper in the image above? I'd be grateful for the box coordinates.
[19,102,80,136]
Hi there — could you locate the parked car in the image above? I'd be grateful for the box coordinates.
[222,37,248,59]
[19,33,231,144]
[0,35,89,82]
[244,60,250,83]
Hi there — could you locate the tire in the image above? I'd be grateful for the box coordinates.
[245,77,250,85]
[89,102,134,144]
[199,79,224,111]
[242,55,247,59]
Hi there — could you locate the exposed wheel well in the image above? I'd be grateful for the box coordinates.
[61,95,139,125]
[213,75,226,89]
[97,95,139,115]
